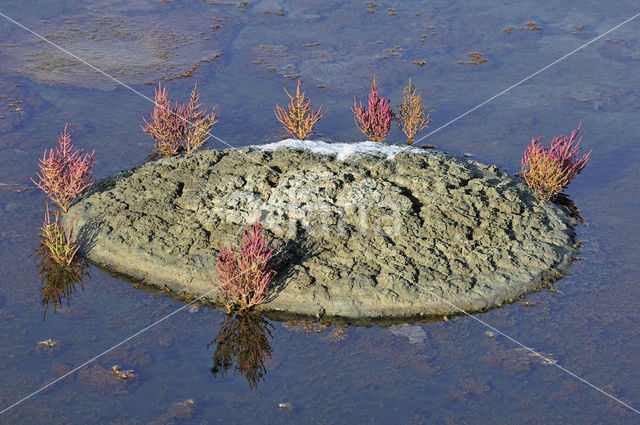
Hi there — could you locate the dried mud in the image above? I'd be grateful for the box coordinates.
[65,144,578,320]
[0,10,232,89]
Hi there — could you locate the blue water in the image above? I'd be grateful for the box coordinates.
[0,1,639,423]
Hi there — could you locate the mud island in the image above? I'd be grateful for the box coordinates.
[64,141,578,320]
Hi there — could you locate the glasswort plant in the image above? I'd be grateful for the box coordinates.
[352,76,392,143]
[521,122,592,200]
[141,82,217,157]
[32,123,95,213]
[274,80,323,140]
[396,78,435,145]
[39,203,81,266]
[215,221,278,313]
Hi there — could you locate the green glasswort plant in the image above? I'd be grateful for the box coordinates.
[40,203,81,266]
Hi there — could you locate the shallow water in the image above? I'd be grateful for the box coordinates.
[0,0,639,423]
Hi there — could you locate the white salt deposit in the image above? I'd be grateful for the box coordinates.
[252,139,425,162]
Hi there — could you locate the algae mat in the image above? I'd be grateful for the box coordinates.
[64,142,578,320]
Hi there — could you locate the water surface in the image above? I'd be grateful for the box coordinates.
[0,1,639,423]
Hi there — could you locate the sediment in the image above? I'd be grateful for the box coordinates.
[64,141,578,320]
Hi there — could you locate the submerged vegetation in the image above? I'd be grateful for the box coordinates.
[274,80,323,140]
[141,82,217,157]
[215,221,278,313]
[521,123,592,200]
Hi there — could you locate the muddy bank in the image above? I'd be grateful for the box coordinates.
[0,9,232,89]
[65,141,578,319]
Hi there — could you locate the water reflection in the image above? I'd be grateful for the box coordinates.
[34,244,89,320]
[207,313,274,390]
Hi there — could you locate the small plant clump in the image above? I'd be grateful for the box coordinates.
[396,78,435,145]
[32,123,95,213]
[38,339,58,347]
[215,221,278,313]
[274,80,323,140]
[352,76,393,143]
[110,365,136,380]
[521,122,592,200]
[141,82,217,157]
[39,203,81,266]
[36,240,88,320]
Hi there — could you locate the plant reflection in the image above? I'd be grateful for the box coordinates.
[207,312,274,390]
[34,244,89,320]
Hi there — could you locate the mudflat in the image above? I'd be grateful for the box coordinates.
[64,141,578,320]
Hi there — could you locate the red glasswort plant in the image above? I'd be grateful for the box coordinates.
[142,83,180,156]
[521,122,592,200]
[215,220,278,312]
[352,76,392,142]
[40,203,81,266]
[274,80,323,140]
[141,82,217,157]
[32,123,95,213]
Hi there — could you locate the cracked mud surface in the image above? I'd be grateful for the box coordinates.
[65,143,578,320]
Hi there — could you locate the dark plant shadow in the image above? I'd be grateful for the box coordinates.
[263,227,319,304]
[33,244,90,321]
[207,312,274,390]
[66,168,138,255]
[553,193,584,224]
[144,150,163,164]
[74,213,104,256]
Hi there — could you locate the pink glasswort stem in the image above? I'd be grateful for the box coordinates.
[215,220,277,311]
[352,77,392,143]
[141,82,217,157]
[32,123,95,212]
[521,122,592,200]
